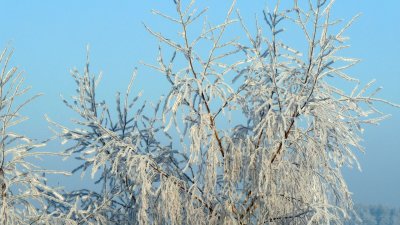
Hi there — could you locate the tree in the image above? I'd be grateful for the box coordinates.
[0,48,72,224]
[48,0,398,224]
[2,0,397,224]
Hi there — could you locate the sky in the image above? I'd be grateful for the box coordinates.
[0,1,399,207]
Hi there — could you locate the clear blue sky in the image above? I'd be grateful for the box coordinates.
[0,1,399,206]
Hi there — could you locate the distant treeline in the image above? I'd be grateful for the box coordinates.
[346,204,400,225]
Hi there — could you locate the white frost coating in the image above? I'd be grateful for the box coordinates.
[160,177,182,225]
[137,159,152,225]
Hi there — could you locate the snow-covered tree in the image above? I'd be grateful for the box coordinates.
[47,0,398,224]
[0,48,72,224]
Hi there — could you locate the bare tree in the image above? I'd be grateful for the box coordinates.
[47,0,398,224]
